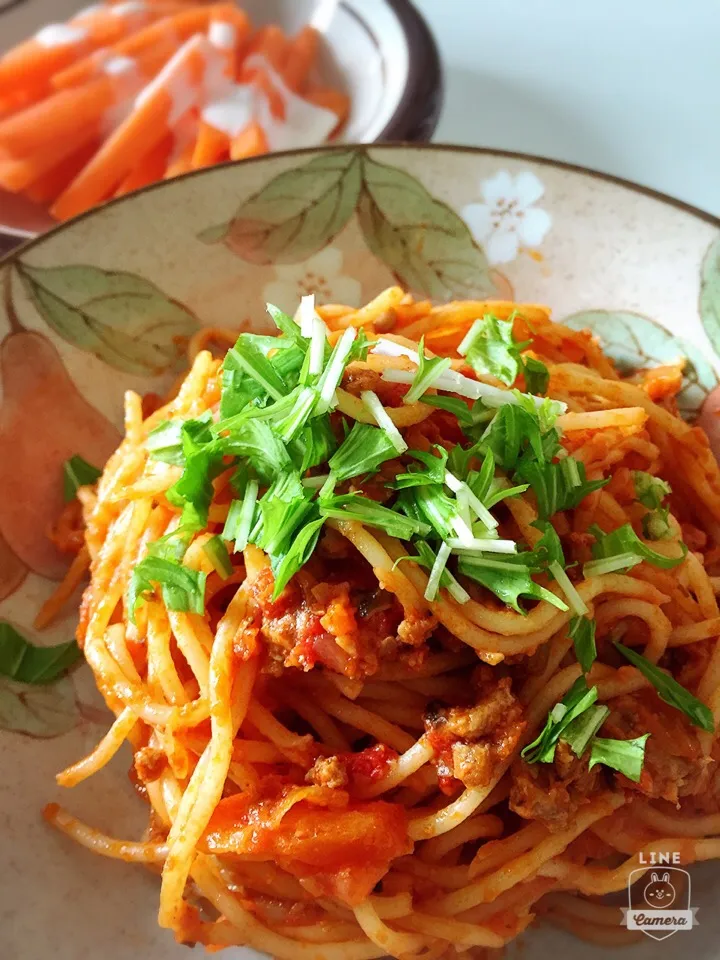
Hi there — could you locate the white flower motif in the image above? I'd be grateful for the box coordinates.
[461,171,552,265]
[262,247,362,314]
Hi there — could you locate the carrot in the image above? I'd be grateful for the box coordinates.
[283,26,319,93]
[51,3,239,91]
[191,122,230,169]
[0,70,140,166]
[164,110,199,178]
[23,140,101,205]
[305,87,350,137]
[115,133,174,196]
[230,120,268,161]
[0,3,154,112]
[51,34,211,221]
[240,24,289,78]
[239,27,290,122]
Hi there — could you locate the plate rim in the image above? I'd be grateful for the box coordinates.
[1,141,718,263]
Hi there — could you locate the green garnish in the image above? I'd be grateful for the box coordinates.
[222,419,292,483]
[522,356,550,395]
[270,516,326,599]
[328,422,400,483]
[522,677,598,763]
[515,457,608,520]
[202,536,234,579]
[257,472,313,556]
[457,553,569,615]
[0,621,81,684]
[570,615,597,672]
[166,419,223,530]
[128,556,206,622]
[614,642,715,731]
[397,483,459,541]
[320,494,430,540]
[419,395,475,425]
[633,471,671,509]
[397,539,469,604]
[223,480,259,552]
[588,734,649,782]
[145,419,186,465]
[389,447,448,489]
[404,336,453,403]
[457,315,528,386]
[481,404,551,470]
[523,675,650,780]
[561,704,610,758]
[586,523,686,573]
[225,333,290,401]
[62,455,102,502]
[634,471,673,541]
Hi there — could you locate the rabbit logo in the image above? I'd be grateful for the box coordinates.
[643,872,676,909]
[623,866,697,940]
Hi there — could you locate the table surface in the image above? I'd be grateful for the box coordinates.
[414,0,720,218]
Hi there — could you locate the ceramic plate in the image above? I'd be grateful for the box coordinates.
[0,0,442,239]
[1,145,720,960]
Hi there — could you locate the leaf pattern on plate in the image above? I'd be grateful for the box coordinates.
[15,261,199,376]
[200,148,497,299]
[356,153,495,299]
[199,150,362,263]
[0,674,79,738]
[700,235,720,354]
[563,309,717,419]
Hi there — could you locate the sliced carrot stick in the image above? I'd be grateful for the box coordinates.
[230,120,268,161]
[0,4,154,111]
[115,133,174,196]
[283,26,319,93]
[164,110,199,178]
[0,70,140,162]
[240,24,289,79]
[191,121,230,169]
[23,139,101,205]
[51,3,239,90]
[305,86,351,137]
[165,139,196,178]
[51,34,212,221]
[239,28,290,122]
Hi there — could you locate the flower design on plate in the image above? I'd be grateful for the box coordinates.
[461,171,552,265]
[262,247,362,313]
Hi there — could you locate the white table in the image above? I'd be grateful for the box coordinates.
[414,0,720,217]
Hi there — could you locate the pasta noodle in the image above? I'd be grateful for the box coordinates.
[45,291,720,958]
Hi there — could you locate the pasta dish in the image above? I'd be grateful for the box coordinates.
[44,288,720,957]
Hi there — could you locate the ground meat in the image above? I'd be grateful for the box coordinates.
[602,690,713,803]
[249,564,412,679]
[451,742,492,787]
[441,677,516,739]
[425,669,525,792]
[509,741,602,831]
[133,746,167,785]
[397,611,437,648]
[306,756,349,790]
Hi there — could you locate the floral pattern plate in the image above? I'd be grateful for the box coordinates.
[2,145,720,960]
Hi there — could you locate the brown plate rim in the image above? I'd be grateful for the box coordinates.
[1,141,718,264]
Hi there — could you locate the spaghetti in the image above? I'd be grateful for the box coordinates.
[45,290,720,958]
